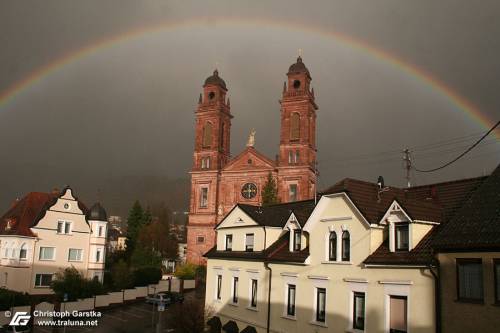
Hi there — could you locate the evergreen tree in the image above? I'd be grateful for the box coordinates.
[261,173,279,206]
[125,200,144,256]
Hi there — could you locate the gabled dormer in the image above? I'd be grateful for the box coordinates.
[379,200,439,252]
[284,213,308,252]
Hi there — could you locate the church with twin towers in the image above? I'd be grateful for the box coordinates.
[187,56,319,264]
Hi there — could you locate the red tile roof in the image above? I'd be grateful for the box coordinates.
[0,192,58,237]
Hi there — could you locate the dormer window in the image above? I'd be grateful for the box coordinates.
[395,223,409,251]
[245,233,254,252]
[293,230,301,251]
[225,234,233,251]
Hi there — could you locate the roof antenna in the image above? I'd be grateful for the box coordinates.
[376,176,390,203]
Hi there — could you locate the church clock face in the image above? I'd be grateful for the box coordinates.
[241,183,257,199]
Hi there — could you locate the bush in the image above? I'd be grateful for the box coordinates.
[0,289,30,311]
[169,298,213,333]
[111,259,133,291]
[51,267,106,301]
[174,263,197,280]
[133,267,162,286]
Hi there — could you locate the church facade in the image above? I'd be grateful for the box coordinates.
[186,57,318,264]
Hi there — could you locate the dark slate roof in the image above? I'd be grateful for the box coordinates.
[205,232,309,264]
[361,174,489,265]
[237,200,316,228]
[204,69,227,90]
[364,232,435,266]
[288,56,311,78]
[432,165,500,251]
[87,202,108,221]
[321,176,485,225]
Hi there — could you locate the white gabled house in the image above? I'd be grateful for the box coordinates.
[0,186,108,294]
[205,176,484,333]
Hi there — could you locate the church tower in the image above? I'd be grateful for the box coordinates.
[186,70,232,264]
[277,56,318,202]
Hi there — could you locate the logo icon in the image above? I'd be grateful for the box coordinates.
[9,311,31,326]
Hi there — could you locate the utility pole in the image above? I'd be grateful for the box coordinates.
[403,148,412,188]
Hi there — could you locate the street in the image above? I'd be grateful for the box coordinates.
[32,293,196,333]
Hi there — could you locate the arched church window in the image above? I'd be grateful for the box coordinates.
[202,122,213,148]
[290,113,300,141]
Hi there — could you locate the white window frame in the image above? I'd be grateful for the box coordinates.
[314,287,327,324]
[282,273,298,319]
[249,278,258,308]
[95,248,103,262]
[225,234,233,251]
[19,243,28,260]
[382,283,411,333]
[68,248,83,262]
[325,229,339,262]
[215,273,223,301]
[287,283,297,317]
[231,276,239,305]
[309,277,328,327]
[200,187,208,208]
[57,220,72,234]
[347,282,368,333]
[245,233,254,252]
[39,247,55,261]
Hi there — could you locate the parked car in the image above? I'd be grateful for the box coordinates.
[146,292,172,306]
[164,291,184,303]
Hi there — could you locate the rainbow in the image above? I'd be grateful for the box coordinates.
[0,16,498,138]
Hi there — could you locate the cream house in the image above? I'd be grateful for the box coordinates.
[205,175,484,333]
[0,186,108,294]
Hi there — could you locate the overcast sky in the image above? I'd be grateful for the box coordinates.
[0,0,499,214]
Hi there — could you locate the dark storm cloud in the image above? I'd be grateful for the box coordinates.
[0,0,498,214]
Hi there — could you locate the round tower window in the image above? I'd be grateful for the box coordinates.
[64,203,70,210]
[208,92,215,100]
[293,80,301,89]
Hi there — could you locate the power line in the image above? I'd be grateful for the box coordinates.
[319,129,498,165]
[413,120,500,173]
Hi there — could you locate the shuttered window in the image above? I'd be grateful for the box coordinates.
[390,296,407,333]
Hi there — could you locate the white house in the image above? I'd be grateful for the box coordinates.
[0,186,108,294]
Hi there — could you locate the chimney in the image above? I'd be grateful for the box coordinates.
[51,187,60,196]
[377,176,384,189]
